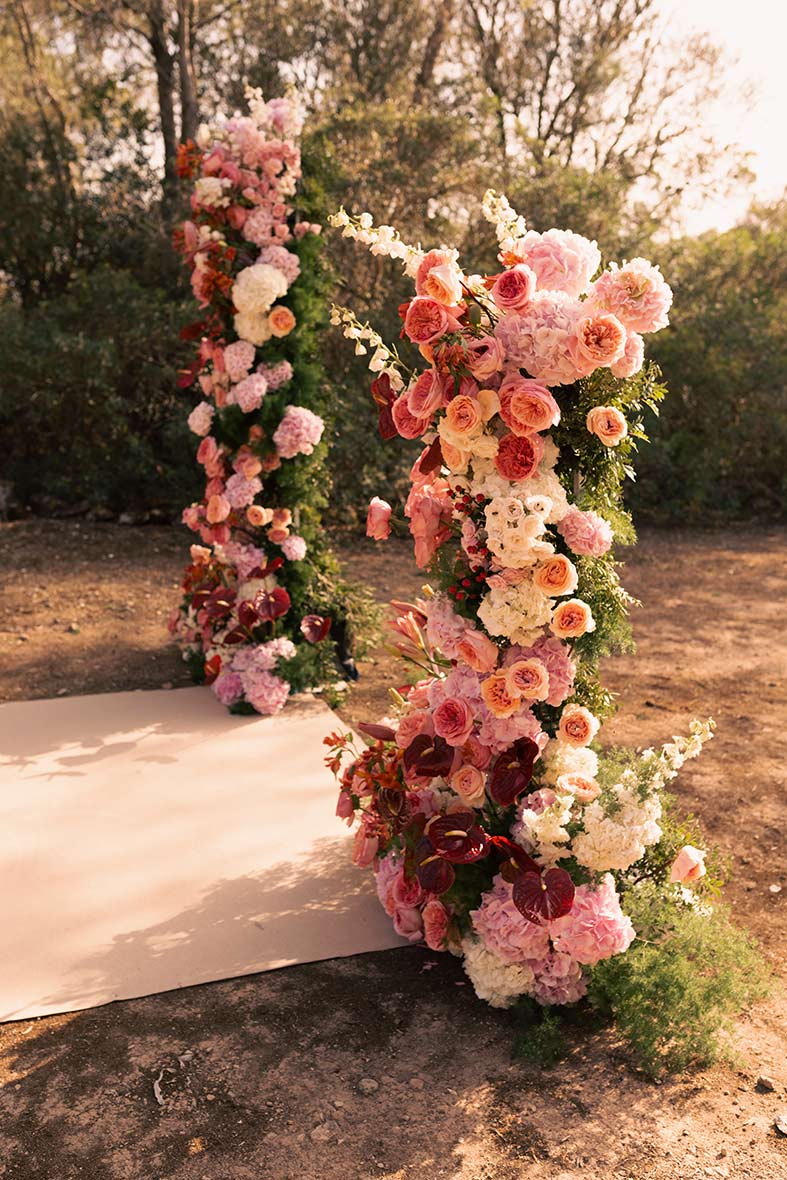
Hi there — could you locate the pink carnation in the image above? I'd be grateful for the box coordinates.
[280,533,307,561]
[231,373,268,413]
[495,292,584,386]
[549,874,635,965]
[212,671,244,707]
[558,506,613,556]
[224,340,256,382]
[273,405,325,458]
[224,472,262,509]
[471,874,551,963]
[187,401,214,437]
[507,228,600,298]
[589,258,673,333]
[257,359,293,390]
[504,636,575,707]
[528,950,587,1005]
[258,244,300,285]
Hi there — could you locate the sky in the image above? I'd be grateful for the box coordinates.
[663,0,787,233]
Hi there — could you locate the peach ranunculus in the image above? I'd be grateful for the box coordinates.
[268,305,296,337]
[556,772,601,804]
[366,496,392,541]
[406,368,447,419]
[533,554,578,597]
[499,376,560,436]
[415,248,463,305]
[403,296,453,345]
[490,263,537,312]
[480,671,521,718]
[557,704,600,747]
[444,394,483,437]
[455,627,499,674]
[450,763,487,807]
[433,696,476,747]
[586,405,628,446]
[572,313,626,374]
[669,845,707,884]
[505,657,550,701]
[550,598,596,639]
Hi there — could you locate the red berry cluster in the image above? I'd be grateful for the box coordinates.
[448,486,491,604]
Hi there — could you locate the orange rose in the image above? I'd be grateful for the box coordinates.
[586,405,628,446]
[557,704,600,747]
[268,305,296,338]
[550,598,596,639]
[444,394,482,437]
[246,505,272,527]
[533,554,578,597]
[505,658,550,701]
[480,671,520,718]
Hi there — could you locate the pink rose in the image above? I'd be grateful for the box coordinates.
[422,899,450,950]
[403,296,452,345]
[395,710,434,749]
[406,369,446,418]
[405,479,453,568]
[499,376,560,435]
[669,845,707,884]
[557,704,600,747]
[610,330,645,379]
[586,405,628,446]
[392,870,424,909]
[366,496,392,540]
[449,764,487,807]
[455,628,499,674]
[572,313,626,375]
[494,432,544,481]
[466,334,505,381]
[433,696,476,746]
[393,906,425,942]
[551,599,596,639]
[490,263,537,312]
[391,393,431,440]
[415,249,463,305]
[557,506,613,556]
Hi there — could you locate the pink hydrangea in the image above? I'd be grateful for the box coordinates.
[528,950,587,1005]
[245,670,291,715]
[280,534,307,561]
[504,635,575,707]
[273,405,325,458]
[258,244,300,286]
[589,258,673,333]
[224,340,256,382]
[558,506,613,556]
[257,359,293,390]
[426,595,468,658]
[495,292,584,386]
[187,401,214,436]
[549,874,635,965]
[231,373,268,413]
[212,671,243,707]
[507,229,601,298]
[224,473,262,509]
[471,874,551,963]
[242,206,277,246]
[222,541,266,581]
[477,704,542,755]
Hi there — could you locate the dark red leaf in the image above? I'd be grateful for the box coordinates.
[413,837,455,895]
[512,867,575,923]
[488,737,540,806]
[426,812,489,863]
[357,722,397,742]
[300,614,331,644]
[403,734,455,778]
[418,435,445,475]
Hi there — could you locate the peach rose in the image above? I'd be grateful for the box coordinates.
[505,658,550,701]
[669,845,706,884]
[499,376,560,435]
[490,263,537,312]
[189,544,211,564]
[441,440,470,472]
[268,306,296,337]
[558,704,600,747]
[586,405,628,446]
[391,392,431,439]
[272,508,292,527]
[246,504,272,527]
[206,493,231,523]
[480,671,521,718]
[366,496,392,540]
[433,697,476,747]
[403,296,451,345]
[455,628,499,674]
[422,898,450,950]
[533,554,578,597]
[551,598,596,639]
[556,772,601,804]
[268,526,289,543]
[445,394,482,437]
[573,313,626,372]
[415,249,463,305]
[234,452,263,479]
[450,764,487,808]
[466,334,505,380]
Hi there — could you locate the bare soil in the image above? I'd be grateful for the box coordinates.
[1,520,786,1180]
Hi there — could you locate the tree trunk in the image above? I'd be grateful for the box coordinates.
[149,1,178,217]
[177,0,199,143]
[413,0,454,103]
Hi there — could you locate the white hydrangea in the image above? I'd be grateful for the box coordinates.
[232,263,288,316]
[477,578,553,646]
[461,937,535,1008]
[572,784,663,873]
[234,311,273,347]
[194,176,232,208]
[484,497,553,569]
[513,791,574,865]
[538,741,599,786]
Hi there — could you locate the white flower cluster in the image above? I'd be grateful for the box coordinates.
[478,576,554,646]
[328,208,425,274]
[481,189,527,246]
[572,780,663,873]
[461,937,535,1008]
[232,263,289,345]
[194,176,233,209]
[467,443,569,524]
[484,496,554,569]
[513,790,574,865]
[329,304,405,389]
[539,742,599,786]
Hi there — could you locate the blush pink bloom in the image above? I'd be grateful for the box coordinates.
[258,243,300,286]
[257,359,293,390]
[572,313,626,375]
[586,405,628,446]
[366,496,392,540]
[415,249,464,306]
[505,657,550,701]
[494,432,544,481]
[433,696,476,746]
[425,595,468,657]
[225,473,262,509]
[280,534,307,561]
[405,478,453,568]
[224,339,256,382]
[610,330,645,379]
[556,772,601,804]
[669,845,707,884]
[272,405,325,458]
[375,852,402,914]
[406,369,447,418]
[506,228,601,298]
[550,874,635,965]
[557,506,613,556]
[495,292,583,387]
[533,554,578,597]
[244,669,291,716]
[528,950,587,1005]
[187,401,214,436]
[466,334,506,381]
[395,710,435,749]
[232,373,268,413]
[206,493,231,523]
[551,598,595,639]
[211,671,243,707]
[558,704,600,747]
[499,376,560,435]
[589,257,673,333]
[353,822,379,868]
[455,628,500,674]
[490,263,537,312]
[423,899,450,950]
[391,392,432,439]
[471,874,551,964]
[393,906,425,942]
[449,764,487,807]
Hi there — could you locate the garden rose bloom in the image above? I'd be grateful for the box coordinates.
[572,313,626,374]
[505,657,550,700]
[556,772,601,804]
[393,906,424,942]
[506,228,601,298]
[395,710,434,749]
[366,496,392,540]
[406,369,446,418]
[549,875,635,965]
[187,401,214,436]
[450,764,487,807]
[268,305,296,337]
[669,845,707,884]
[423,899,450,950]
[466,334,505,380]
[551,598,596,639]
[586,405,628,446]
[533,554,578,597]
[494,432,544,481]
[610,330,645,379]
[480,671,520,718]
[206,493,231,523]
[499,377,560,435]
[455,628,499,674]
[557,506,613,556]
[403,296,453,345]
[392,392,431,439]
[445,394,482,437]
[433,696,476,746]
[589,258,673,332]
[510,635,575,706]
[558,704,600,747]
[490,263,537,312]
[415,248,463,305]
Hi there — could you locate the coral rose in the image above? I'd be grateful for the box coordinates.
[406,369,446,418]
[505,658,550,701]
[586,405,628,446]
[669,845,707,884]
[494,432,544,481]
[480,671,521,718]
[404,296,452,345]
[558,704,600,747]
[455,628,499,674]
[422,899,450,950]
[533,554,578,597]
[366,496,392,540]
[445,394,482,437]
[450,764,487,808]
[433,696,476,747]
[499,377,560,435]
[572,313,626,374]
[551,599,596,639]
[206,493,231,523]
[416,248,463,305]
[268,305,296,337]
[391,392,431,439]
[490,264,537,312]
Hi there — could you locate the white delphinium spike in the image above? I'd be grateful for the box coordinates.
[481,190,527,245]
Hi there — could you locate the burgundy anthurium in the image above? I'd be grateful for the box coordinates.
[300,614,332,644]
[250,556,284,579]
[487,737,540,806]
[237,600,259,629]
[489,835,541,881]
[371,373,397,440]
[512,866,575,924]
[203,586,237,621]
[425,811,489,863]
[418,435,444,475]
[254,586,291,621]
[403,734,455,779]
[222,627,248,645]
[203,654,221,685]
[413,835,456,895]
[357,721,397,742]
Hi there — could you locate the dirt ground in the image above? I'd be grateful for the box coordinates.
[1,519,786,1180]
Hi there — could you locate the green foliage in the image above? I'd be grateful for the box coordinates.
[512,1001,569,1067]
[588,884,771,1075]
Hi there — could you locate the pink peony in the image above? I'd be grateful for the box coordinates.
[273,405,325,458]
[423,899,450,950]
[187,401,214,437]
[366,496,392,540]
[490,264,537,313]
[495,292,583,387]
[506,228,601,298]
[528,950,587,1005]
[471,874,551,964]
[550,874,635,965]
[432,696,476,747]
[610,330,645,379]
[589,258,673,333]
[231,373,268,413]
[224,340,256,382]
[557,506,614,556]
[280,534,307,561]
